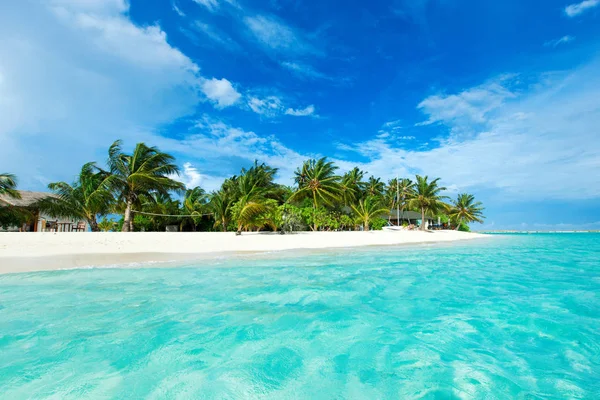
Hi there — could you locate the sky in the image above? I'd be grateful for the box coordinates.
[1,0,599,230]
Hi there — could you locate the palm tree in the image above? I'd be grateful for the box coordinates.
[365,176,385,198]
[107,140,185,232]
[0,173,26,228]
[341,167,366,205]
[183,187,207,231]
[209,189,233,232]
[396,178,416,224]
[290,157,341,231]
[449,193,485,230]
[0,173,20,199]
[231,165,277,233]
[37,163,114,232]
[351,196,390,231]
[407,175,449,231]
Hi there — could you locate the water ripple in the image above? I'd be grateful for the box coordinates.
[0,234,599,398]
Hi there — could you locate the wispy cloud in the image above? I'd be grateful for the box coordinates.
[172,1,185,17]
[417,78,516,128]
[192,0,220,11]
[247,95,316,118]
[200,78,241,108]
[244,15,317,55]
[565,0,600,17]
[544,35,575,47]
[382,119,403,129]
[248,96,284,117]
[191,21,239,50]
[285,105,315,117]
[280,61,329,80]
[191,0,241,13]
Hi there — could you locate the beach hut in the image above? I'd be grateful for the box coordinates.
[386,210,436,229]
[0,191,87,232]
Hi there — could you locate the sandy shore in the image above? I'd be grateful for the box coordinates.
[0,230,486,274]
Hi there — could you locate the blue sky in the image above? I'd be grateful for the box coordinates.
[1,0,599,230]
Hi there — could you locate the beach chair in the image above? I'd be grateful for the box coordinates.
[72,222,86,232]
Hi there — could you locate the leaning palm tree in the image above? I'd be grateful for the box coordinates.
[183,187,207,231]
[407,175,449,231]
[341,167,367,205]
[351,196,390,231]
[231,168,275,233]
[37,163,115,232]
[0,173,20,199]
[290,157,341,231]
[209,189,234,232]
[107,140,185,232]
[448,193,485,230]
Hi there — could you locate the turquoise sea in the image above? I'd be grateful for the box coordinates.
[1,233,599,399]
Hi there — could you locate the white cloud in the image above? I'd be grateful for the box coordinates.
[337,59,600,201]
[565,0,600,17]
[281,61,328,80]
[416,79,516,127]
[247,95,316,118]
[285,105,316,117]
[158,58,600,205]
[248,96,284,117]
[382,119,403,129]
[192,0,220,11]
[172,1,186,17]
[544,35,575,47]
[156,116,308,185]
[201,78,241,108]
[0,0,230,189]
[170,162,202,188]
[192,21,232,47]
[244,15,316,55]
[50,0,128,14]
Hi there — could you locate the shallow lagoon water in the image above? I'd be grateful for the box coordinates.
[1,234,599,399]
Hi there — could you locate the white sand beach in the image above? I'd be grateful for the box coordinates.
[0,230,486,274]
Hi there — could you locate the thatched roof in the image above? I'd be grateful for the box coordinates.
[0,191,56,207]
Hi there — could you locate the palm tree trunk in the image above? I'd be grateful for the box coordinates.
[312,196,318,232]
[89,217,99,232]
[421,207,426,231]
[122,199,132,232]
[222,218,227,232]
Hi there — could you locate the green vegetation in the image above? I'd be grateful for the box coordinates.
[408,175,450,231]
[107,140,185,232]
[291,158,342,231]
[37,163,114,231]
[449,193,485,230]
[0,173,28,229]
[0,141,485,232]
[352,196,389,231]
[0,173,20,199]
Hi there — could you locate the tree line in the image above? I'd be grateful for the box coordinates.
[0,140,485,232]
